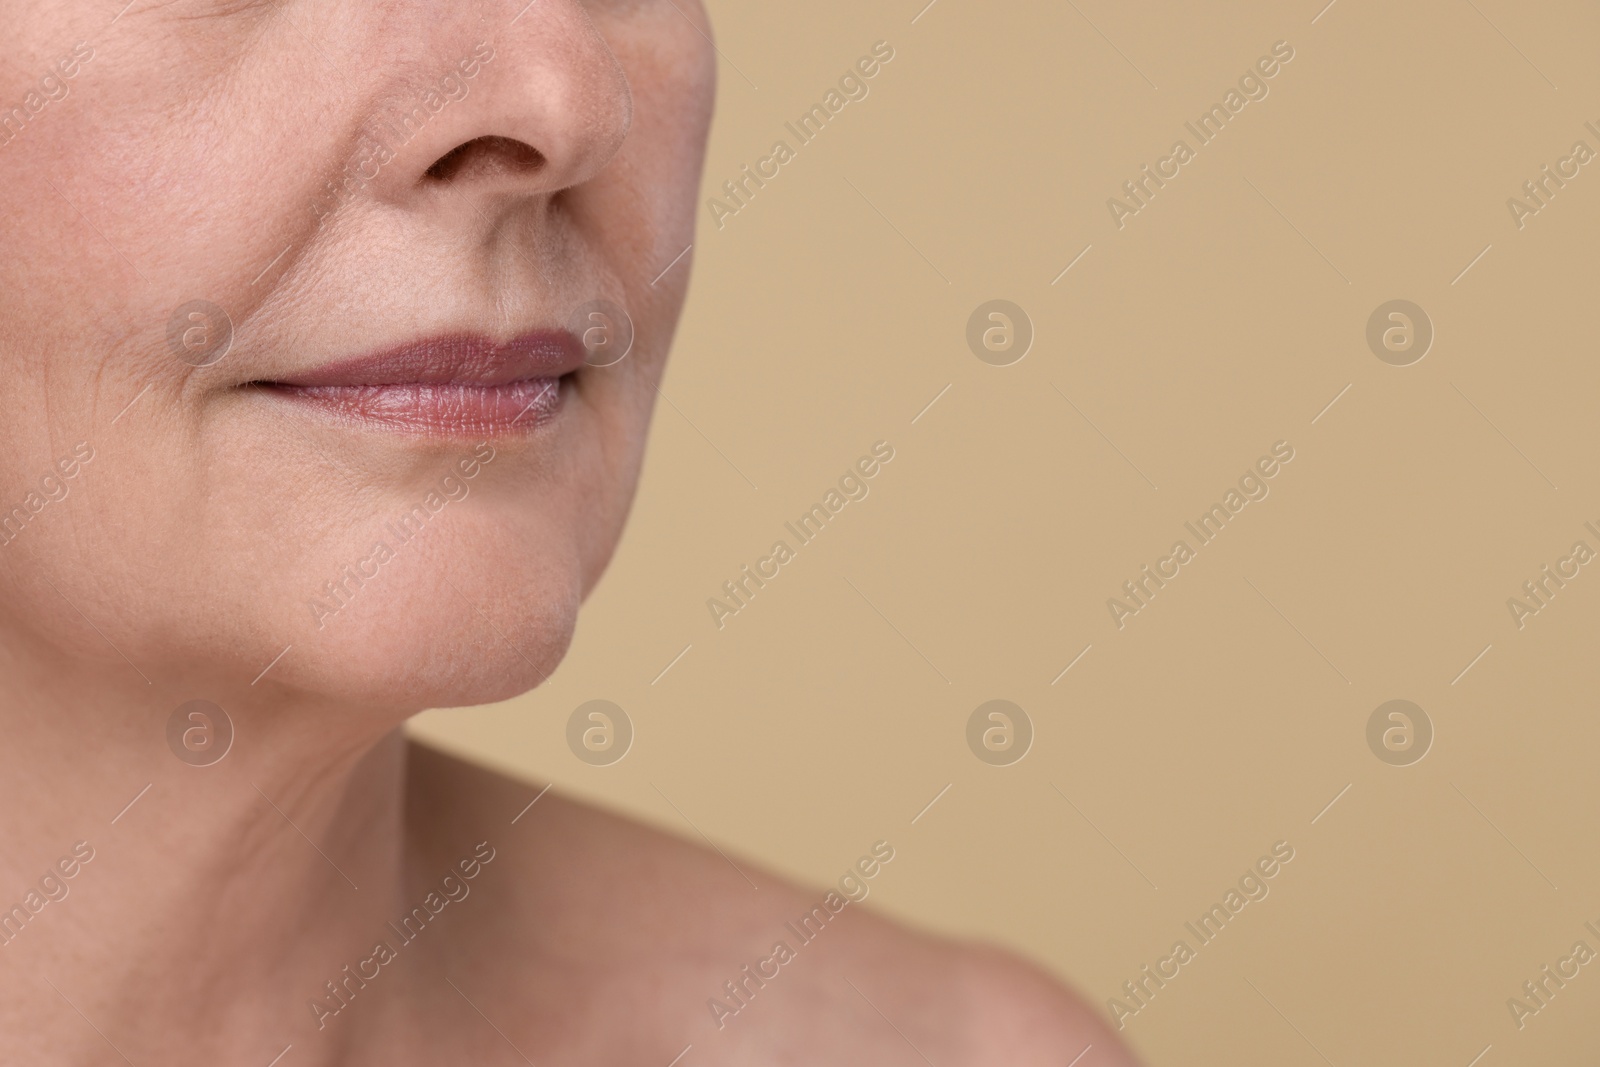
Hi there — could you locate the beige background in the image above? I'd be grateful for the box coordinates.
[413,1,1600,1062]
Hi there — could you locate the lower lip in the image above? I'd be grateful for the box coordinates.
[262,376,567,436]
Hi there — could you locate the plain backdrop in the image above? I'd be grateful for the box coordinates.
[413,2,1600,1062]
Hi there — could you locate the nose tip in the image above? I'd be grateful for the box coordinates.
[513,33,633,193]
[376,4,634,204]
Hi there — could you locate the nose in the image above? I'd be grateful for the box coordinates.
[377,0,633,204]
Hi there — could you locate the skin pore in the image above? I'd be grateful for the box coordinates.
[0,0,1139,1063]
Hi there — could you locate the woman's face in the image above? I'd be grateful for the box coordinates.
[0,0,714,711]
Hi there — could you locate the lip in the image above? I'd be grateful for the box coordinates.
[256,330,588,436]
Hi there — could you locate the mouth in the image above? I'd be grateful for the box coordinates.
[249,330,588,437]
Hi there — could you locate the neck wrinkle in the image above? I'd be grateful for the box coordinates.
[0,644,424,1066]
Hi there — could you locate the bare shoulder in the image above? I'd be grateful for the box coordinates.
[942,946,1143,1067]
[406,742,1141,1067]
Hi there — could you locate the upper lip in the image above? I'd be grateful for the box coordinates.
[264,330,589,388]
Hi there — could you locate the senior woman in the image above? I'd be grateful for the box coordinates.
[0,1,1137,1063]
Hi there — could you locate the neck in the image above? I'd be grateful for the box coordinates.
[0,635,424,1064]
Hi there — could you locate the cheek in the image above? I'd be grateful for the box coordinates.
[598,9,715,260]
[561,380,652,596]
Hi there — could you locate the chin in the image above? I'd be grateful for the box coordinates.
[253,518,589,715]
[279,577,580,714]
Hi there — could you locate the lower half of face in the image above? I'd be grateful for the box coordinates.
[0,291,672,712]
[0,0,714,712]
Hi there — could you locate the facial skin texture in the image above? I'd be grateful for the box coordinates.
[0,0,711,716]
[0,2,1138,1065]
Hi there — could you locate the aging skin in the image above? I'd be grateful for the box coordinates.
[0,1,1139,1063]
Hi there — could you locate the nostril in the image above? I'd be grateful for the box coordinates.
[424,135,546,183]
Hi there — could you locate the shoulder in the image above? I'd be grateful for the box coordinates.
[406,741,1141,1066]
[942,946,1144,1067]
